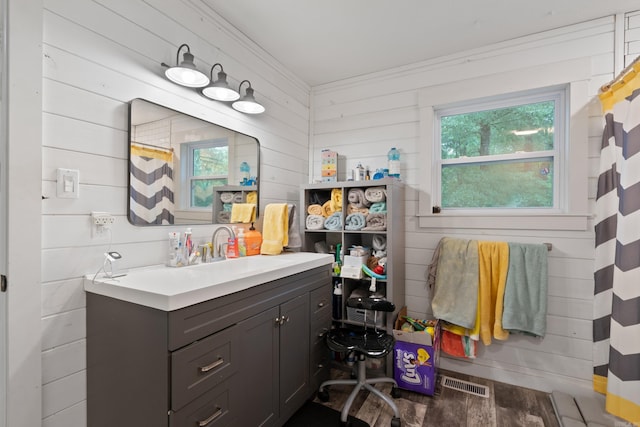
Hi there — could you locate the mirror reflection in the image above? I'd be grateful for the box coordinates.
[128,98,259,226]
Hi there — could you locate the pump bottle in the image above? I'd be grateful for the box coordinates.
[245,223,262,256]
[387,147,400,179]
[332,281,343,319]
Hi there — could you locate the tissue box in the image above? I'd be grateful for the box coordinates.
[392,307,439,396]
[340,255,366,279]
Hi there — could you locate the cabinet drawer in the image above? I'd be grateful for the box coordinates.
[310,314,331,349]
[309,313,331,391]
[170,379,235,427]
[309,285,331,320]
[171,325,239,410]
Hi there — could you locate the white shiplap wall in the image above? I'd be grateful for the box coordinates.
[310,14,636,397]
[40,0,310,425]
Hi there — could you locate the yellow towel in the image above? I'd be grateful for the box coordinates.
[477,241,510,345]
[307,204,324,216]
[331,188,343,211]
[322,200,335,217]
[230,203,256,223]
[246,191,258,205]
[260,203,289,255]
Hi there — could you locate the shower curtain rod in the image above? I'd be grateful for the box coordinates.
[600,54,640,93]
[131,141,174,152]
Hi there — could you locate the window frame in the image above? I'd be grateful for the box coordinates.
[434,86,566,214]
[417,58,590,231]
[180,137,230,210]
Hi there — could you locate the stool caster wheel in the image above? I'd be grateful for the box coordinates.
[391,386,400,398]
[391,416,402,427]
[317,388,329,402]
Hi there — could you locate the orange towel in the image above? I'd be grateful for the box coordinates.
[441,330,477,358]
[477,241,510,345]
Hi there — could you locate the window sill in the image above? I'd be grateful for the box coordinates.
[417,213,590,231]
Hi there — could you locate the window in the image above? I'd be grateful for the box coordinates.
[182,138,229,209]
[435,87,565,211]
[417,58,590,230]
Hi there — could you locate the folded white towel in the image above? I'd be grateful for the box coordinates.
[306,214,324,230]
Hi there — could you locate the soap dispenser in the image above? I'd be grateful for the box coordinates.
[245,223,262,256]
[237,228,246,257]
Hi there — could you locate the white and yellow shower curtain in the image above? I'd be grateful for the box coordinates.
[594,60,640,426]
[129,143,175,225]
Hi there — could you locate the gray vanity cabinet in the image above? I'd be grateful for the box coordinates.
[236,294,310,427]
[87,265,331,427]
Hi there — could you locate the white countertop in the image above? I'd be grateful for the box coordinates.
[84,252,333,311]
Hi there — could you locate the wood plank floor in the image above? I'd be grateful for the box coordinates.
[314,368,561,427]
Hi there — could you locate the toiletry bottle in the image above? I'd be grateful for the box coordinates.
[387,147,400,179]
[184,228,193,263]
[226,237,238,258]
[240,161,250,185]
[332,281,343,319]
[237,228,246,257]
[168,232,180,267]
[245,223,262,256]
[354,163,365,181]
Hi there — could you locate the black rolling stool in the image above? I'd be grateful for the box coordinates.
[318,296,402,427]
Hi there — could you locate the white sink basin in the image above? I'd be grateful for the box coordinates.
[84,252,333,311]
[189,253,297,273]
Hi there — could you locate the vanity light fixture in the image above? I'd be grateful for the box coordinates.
[161,43,210,88]
[201,63,240,101]
[232,80,266,114]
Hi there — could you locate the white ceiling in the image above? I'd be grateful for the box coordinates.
[201,0,639,86]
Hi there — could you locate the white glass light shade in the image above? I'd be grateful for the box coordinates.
[202,70,240,101]
[165,66,209,88]
[203,86,240,101]
[232,86,265,114]
[164,48,209,88]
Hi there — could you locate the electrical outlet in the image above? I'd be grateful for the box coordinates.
[91,212,115,237]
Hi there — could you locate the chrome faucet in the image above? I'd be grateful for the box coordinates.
[211,226,236,260]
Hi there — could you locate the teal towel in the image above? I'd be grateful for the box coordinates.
[431,237,479,329]
[345,213,366,230]
[502,243,548,337]
[369,202,387,213]
[324,212,342,230]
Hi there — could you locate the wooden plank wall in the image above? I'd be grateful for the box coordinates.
[37,2,640,426]
[310,12,639,401]
[39,0,310,425]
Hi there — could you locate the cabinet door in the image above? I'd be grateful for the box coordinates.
[279,294,310,421]
[237,306,279,427]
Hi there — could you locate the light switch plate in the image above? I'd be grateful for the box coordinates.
[56,168,79,198]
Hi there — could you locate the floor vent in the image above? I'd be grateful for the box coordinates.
[441,376,490,398]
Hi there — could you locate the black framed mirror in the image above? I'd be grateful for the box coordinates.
[128,98,259,226]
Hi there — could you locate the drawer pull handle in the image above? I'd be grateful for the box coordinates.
[317,302,325,307]
[199,358,224,373]
[198,407,223,426]
[318,328,328,337]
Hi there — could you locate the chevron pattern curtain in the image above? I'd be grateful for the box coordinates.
[594,61,640,426]
[129,143,175,225]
